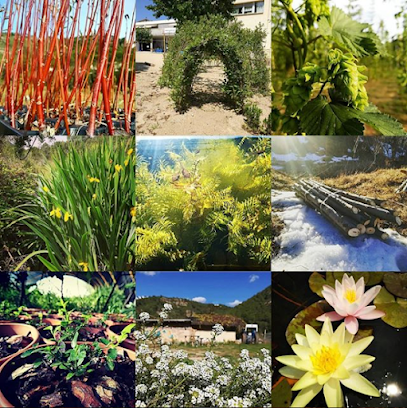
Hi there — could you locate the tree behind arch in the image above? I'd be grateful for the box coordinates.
[159,15,270,113]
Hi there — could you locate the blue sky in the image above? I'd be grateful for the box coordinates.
[136,272,271,307]
[137,0,168,21]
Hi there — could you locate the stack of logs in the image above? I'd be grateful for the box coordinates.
[294,180,402,240]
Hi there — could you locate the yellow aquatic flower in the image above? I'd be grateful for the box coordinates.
[43,186,49,193]
[124,159,130,166]
[130,207,136,217]
[50,207,62,219]
[79,262,89,272]
[115,164,123,173]
[127,148,134,156]
[88,177,100,183]
[276,318,380,408]
[92,194,97,200]
[64,212,73,222]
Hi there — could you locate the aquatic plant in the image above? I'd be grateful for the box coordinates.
[136,138,271,270]
[8,137,135,271]
[276,318,380,408]
[317,274,385,334]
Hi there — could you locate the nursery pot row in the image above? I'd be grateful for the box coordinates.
[0,342,136,408]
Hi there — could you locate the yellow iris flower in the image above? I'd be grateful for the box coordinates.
[130,207,136,217]
[79,262,89,272]
[43,186,49,193]
[115,164,123,173]
[50,207,62,219]
[127,148,134,155]
[88,176,100,183]
[64,212,73,222]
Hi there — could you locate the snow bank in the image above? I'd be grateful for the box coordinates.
[272,190,407,272]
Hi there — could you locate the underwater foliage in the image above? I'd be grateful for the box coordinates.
[136,138,271,270]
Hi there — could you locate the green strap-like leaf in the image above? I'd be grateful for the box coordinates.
[318,7,380,57]
[299,97,364,135]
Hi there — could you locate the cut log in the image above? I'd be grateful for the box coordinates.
[300,180,374,228]
[294,184,361,238]
[311,180,385,206]
[366,227,376,235]
[373,229,389,241]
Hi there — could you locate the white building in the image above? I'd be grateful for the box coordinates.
[136,0,271,53]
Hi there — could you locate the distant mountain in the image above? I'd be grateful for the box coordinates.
[136,285,271,332]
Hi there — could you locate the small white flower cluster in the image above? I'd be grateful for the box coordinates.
[135,342,271,407]
[139,312,150,322]
[212,323,224,336]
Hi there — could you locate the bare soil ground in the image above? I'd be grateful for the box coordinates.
[136,52,270,136]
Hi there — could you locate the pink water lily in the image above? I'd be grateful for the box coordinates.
[317,274,385,334]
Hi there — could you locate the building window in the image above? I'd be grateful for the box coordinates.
[232,2,264,15]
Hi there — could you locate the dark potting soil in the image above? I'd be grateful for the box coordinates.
[78,329,107,342]
[7,356,135,408]
[0,336,32,359]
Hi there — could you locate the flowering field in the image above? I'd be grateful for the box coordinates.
[136,304,272,408]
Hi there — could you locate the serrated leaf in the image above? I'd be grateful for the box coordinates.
[354,104,407,136]
[318,7,380,57]
[300,97,364,135]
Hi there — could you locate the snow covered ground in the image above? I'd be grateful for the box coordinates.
[272,190,407,272]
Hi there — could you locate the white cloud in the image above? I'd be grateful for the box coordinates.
[192,296,206,303]
[249,274,259,283]
[228,299,243,307]
[139,272,159,276]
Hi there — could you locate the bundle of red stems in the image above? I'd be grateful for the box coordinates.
[0,0,136,136]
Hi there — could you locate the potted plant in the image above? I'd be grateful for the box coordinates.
[0,325,135,407]
[106,323,135,351]
[0,323,40,366]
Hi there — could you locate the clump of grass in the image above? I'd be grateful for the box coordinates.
[10,137,135,271]
[271,169,294,190]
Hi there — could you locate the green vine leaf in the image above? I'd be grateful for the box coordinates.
[318,7,380,57]
[354,104,407,136]
[374,287,407,329]
[299,97,364,135]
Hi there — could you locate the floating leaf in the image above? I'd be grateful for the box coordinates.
[272,378,292,408]
[366,272,384,286]
[383,273,407,298]
[286,301,331,345]
[308,272,335,297]
[374,287,407,329]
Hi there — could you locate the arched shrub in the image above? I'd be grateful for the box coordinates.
[159,15,270,112]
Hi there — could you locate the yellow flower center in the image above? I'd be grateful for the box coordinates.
[344,289,357,303]
[310,345,342,376]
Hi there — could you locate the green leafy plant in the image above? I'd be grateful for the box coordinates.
[159,15,269,114]
[136,138,271,270]
[272,0,406,135]
[7,137,135,271]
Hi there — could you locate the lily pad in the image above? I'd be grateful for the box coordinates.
[285,300,331,345]
[383,273,407,298]
[365,272,384,286]
[308,272,335,297]
[272,378,292,408]
[374,287,407,329]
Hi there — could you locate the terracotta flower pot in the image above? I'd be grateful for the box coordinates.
[0,342,135,408]
[106,323,135,351]
[0,323,40,367]
[38,318,62,345]
[45,314,63,320]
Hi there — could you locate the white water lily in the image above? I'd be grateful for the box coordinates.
[276,319,380,408]
[317,274,385,334]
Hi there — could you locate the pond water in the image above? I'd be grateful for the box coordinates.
[272,272,407,408]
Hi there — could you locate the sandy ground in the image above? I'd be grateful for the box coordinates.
[136,52,271,136]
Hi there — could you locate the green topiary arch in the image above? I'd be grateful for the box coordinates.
[159,15,270,113]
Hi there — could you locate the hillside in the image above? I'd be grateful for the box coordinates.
[136,285,271,332]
